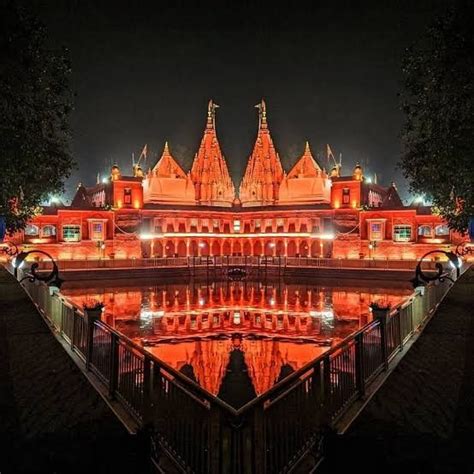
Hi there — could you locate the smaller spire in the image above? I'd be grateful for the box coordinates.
[207,99,219,129]
[96,172,100,185]
[374,172,378,185]
[163,141,170,155]
[255,99,267,129]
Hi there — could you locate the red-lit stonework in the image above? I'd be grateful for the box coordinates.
[7,100,466,261]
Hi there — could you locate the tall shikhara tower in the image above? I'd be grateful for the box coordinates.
[190,100,235,207]
[239,100,284,206]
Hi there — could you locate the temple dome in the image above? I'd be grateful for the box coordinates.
[352,162,363,181]
[143,142,195,205]
[110,164,121,181]
[278,142,331,204]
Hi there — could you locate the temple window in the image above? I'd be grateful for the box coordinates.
[62,225,81,242]
[418,225,432,237]
[342,188,350,205]
[276,218,284,232]
[41,225,56,237]
[368,221,384,241]
[435,224,449,236]
[90,222,105,241]
[124,188,132,205]
[254,219,261,230]
[24,224,39,236]
[393,225,412,242]
[233,220,241,232]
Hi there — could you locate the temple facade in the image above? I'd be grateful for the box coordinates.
[10,100,464,261]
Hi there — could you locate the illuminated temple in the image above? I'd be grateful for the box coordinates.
[13,99,463,260]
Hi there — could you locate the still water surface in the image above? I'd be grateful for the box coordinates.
[62,277,412,407]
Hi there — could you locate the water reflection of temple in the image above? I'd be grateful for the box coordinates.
[63,279,411,405]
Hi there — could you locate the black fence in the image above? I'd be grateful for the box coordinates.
[20,270,454,473]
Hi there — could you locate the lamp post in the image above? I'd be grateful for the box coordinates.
[13,249,63,290]
[368,240,377,260]
[411,249,462,289]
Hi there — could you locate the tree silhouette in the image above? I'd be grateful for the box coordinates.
[0,1,75,234]
[400,0,474,233]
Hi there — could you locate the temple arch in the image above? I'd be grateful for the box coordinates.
[233,241,242,256]
[190,240,198,256]
[222,240,231,255]
[165,241,175,257]
[153,241,163,257]
[311,241,320,257]
[177,240,187,257]
[287,240,297,257]
[299,240,309,257]
[211,240,221,256]
[276,240,285,257]
[253,241,262,256]
[243,241,252,256]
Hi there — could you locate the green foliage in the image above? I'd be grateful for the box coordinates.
[400,0,474,233]
[0,1,75,234]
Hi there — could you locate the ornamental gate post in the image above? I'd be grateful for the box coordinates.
[372,308,390,370]
[84,308,102,370]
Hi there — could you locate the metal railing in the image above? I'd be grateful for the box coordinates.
[19,269,455,473]
[31,255,437,272]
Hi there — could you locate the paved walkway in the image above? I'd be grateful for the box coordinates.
[0,268,149,473]
[321,267,474,473]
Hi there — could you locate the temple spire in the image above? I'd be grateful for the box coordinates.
[255,99,267,129]
[240,100,283,206]
[191,101,235,206]
[207,99,219,129]
[163,141,170,154]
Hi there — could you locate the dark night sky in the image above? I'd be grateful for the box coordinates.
[32,0,445,201]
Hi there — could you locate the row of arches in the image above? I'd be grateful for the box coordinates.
[144,239,332,258]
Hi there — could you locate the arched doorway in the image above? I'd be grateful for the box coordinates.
[253,241,262,256]
[211,240,221,256]
[200,241,210,256]
[165,241,175,257]
[177,240,187,257]
[311,241,320,257]
[287,240,297,257]
[233,241,242,256]
[189,240,198,256]
[222,240,231,256]
[243,241,252,256]
[276,240,285,257]
[153,241,163,257]
[264,241,273,256]
[300,240,309,257]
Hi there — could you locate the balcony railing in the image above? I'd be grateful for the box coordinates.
[18,268,455,473]
[30,255,438,272]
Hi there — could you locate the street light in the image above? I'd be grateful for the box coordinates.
[411,250,461,289]
[13,250,63,290]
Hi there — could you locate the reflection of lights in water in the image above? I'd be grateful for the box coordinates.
[310,310,334,321]
[310,309,334,329]
[233,311,241,324]
[140,309,165,328]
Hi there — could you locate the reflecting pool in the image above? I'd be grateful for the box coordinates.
[62,277,412,408]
